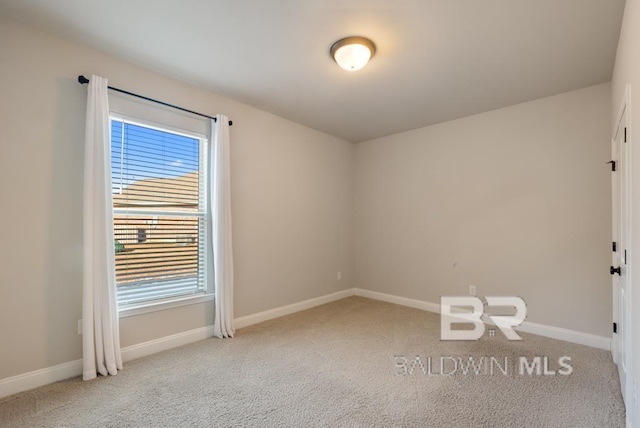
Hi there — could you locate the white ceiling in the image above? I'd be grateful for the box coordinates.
[0,0,626,142]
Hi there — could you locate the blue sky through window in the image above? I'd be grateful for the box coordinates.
[111,119,200,194]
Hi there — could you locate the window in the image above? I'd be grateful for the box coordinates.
[137,228,147,243]
[111,117,209,308]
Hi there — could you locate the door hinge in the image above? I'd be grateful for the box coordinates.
[624,127,627,143]
[613,242,617,252]
[607,160,616,171]
[613,322,618,334]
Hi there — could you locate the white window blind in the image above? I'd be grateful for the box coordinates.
[110,118,208,307]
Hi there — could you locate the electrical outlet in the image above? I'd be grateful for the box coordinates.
[469,285,476,296]
[77,319,82,335]
[337,272,342,280]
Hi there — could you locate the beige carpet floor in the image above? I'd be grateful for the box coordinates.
[0,297,626,427]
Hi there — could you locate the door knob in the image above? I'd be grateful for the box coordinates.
[610,266,621,275]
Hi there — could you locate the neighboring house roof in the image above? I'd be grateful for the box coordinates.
[113,171,199,209]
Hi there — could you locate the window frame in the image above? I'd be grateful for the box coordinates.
[108,111,213,317]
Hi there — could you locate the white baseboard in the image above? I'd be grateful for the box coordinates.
[0,287,611,400]
[120,325,215,362]
[517,321,610,350]
[0,325,216,400]
[234,288,354,329]
[0,359,82,400]
[354,288,440,313]
[353,288,611,351]
[121,288,355,363]
[0,289,354,399]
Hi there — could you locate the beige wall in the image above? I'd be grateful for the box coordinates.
[0,12,617,384]
[0,16,355,380]
[612,0,640,424]
[355,83,612,337]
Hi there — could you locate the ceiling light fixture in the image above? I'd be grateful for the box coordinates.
[330,36,376,72]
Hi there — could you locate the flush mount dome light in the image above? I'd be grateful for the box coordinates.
[330,36,376,72]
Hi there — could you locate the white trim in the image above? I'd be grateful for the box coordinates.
[517,321,610,350]
[353,288,440,313]
[120,325,214,362]
[0,287,612,400]
[0,359,83,400]
[234,289,354,329]
[0,289,354,398]
[0,325,216,399]
[119,293,214,318]
[352,288,611,351]
[0,289,353,399]
[611,84,633,408]
[109,111,209,141]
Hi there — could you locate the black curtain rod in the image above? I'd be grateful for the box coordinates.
[77,75,232,126]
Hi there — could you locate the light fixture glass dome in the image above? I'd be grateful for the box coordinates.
[330,36,376,72]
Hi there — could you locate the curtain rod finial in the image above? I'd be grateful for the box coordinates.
[78,75,89,85]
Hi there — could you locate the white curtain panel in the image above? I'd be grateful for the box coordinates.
[82,75,123,380]
[210,115,235,338]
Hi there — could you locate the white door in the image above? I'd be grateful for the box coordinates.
[611,98,629,403]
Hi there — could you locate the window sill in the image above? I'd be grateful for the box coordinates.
[118,293,214,318]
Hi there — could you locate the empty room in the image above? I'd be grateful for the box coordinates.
[1,0,639,426]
